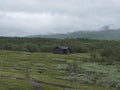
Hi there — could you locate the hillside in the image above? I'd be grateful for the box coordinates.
[30,29,120,40]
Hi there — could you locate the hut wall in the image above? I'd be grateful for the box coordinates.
[54,48,64,54]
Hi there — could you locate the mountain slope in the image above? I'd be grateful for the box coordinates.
[30,29,120,40]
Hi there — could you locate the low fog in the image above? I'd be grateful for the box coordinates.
[0,0,120,36]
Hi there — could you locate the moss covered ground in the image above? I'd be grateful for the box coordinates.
[0,50,118,90]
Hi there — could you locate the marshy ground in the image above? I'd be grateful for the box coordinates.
[0,50,119,90]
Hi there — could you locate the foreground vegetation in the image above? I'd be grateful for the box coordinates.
[0,37,120,90]
[0,50,119,90]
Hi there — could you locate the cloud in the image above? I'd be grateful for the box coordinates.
[0,11,82,35]
[0,0,120,36]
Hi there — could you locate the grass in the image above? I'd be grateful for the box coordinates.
[0,79,33,90]
[0,50,118,90]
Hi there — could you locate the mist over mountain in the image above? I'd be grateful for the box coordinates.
[30,29,120,40]
[1,0,120,36]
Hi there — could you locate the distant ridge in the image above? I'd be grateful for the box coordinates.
[29,29,120,40]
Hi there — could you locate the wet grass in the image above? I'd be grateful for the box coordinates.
[0,50,118,90]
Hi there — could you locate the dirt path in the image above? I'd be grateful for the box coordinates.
[1,67,83,90]
[17,77,77,90]
[23,69,75,90]
[1,76,81,90]
[1,76,79,90]
[24,69,40,90]
[32,79,73,89]
[28,79,40,90]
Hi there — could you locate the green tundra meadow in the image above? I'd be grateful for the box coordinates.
[0,37,120,90]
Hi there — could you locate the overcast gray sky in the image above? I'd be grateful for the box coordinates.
[0,0,120,36]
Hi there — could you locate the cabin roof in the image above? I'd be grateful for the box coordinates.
[57,46,69,49]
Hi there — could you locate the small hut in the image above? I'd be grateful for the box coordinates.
[53,46,72,54]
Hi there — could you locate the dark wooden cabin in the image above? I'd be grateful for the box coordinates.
[53,46,72,54]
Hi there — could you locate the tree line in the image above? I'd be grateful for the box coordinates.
[0,37,101,53]
[0,37,120,64]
